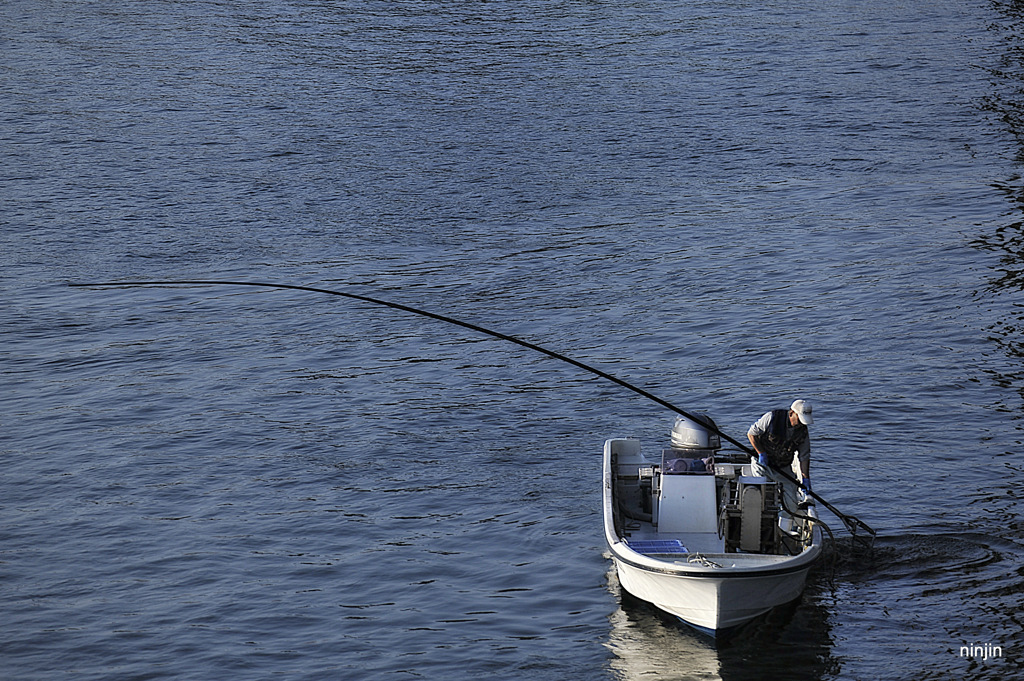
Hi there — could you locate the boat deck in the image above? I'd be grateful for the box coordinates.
[611,446,816,566]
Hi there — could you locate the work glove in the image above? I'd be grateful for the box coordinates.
[757,453,768,467]
[801,478,812,493]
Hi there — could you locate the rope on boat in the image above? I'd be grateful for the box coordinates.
[687,553,723,568]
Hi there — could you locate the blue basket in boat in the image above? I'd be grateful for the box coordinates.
[625,539,688,555]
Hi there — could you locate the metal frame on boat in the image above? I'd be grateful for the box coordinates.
[604,415,823,636]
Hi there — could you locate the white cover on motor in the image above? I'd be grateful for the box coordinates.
[670,415,720,450]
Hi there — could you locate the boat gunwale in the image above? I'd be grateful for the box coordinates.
[607,539,822,578]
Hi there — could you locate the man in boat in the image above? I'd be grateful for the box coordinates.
[746,399,813,513]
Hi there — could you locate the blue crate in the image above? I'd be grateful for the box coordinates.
[626,539,688,555]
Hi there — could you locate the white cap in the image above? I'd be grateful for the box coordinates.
[791,399,814,425]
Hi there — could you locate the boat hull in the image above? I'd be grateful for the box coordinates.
[612,550,815,633]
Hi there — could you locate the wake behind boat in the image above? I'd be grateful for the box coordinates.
[604,414,823,637]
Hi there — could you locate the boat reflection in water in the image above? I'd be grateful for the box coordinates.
[604,564,837,680]
[605,564,722,680]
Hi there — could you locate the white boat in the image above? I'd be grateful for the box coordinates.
[603,414,823,637]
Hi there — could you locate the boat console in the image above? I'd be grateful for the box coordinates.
[657,449,718,534]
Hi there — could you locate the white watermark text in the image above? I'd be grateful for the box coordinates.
[959,643,1003,661]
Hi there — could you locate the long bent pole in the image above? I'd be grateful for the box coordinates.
[70,279,877,544]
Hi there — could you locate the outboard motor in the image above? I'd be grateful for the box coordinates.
[662,413,720,474]
[669,414,721,458]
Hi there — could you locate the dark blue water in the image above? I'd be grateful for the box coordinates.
[4,0,1024,679]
